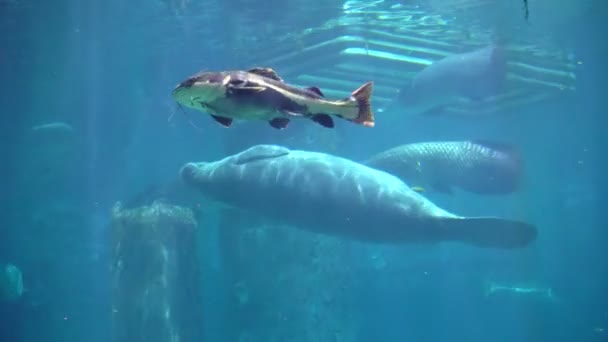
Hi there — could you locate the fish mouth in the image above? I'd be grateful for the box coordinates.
[172,84,189,98]
[172,73,231,108]
[173,92,203,108]
[171,80,212,102]
[172,81,217,103]
[171,86,189,104]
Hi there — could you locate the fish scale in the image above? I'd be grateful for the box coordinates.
[365,140,522,195]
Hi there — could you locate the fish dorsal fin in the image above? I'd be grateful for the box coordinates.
[233,145,290,165]
[305,86,325,97]
[247,67,283,82]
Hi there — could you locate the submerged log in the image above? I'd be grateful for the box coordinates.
[110,201,203,342]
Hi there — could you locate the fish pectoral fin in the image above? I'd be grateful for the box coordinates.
[247,67,284,82]
[269,118,290,130]
[305,86,325,97]
[210,115,233,127]
[431,181,453,194]
[311,114,334,128]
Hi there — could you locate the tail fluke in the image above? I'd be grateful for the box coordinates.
[349,81,374,127]
[438,217,537,249]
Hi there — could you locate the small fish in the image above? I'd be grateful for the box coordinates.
[411,186,425,193]
[484,282,553,299]
[365,140,523,195]
[172,67,375,130]
[31,122,74,133]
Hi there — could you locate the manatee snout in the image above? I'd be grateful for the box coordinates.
[179,163,201,185]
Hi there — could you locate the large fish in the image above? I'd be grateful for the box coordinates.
[172,67,374,129]
[365,140,523,195]
[390,45,507,116]
[180,144,536,249]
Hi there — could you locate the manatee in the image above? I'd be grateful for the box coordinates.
[180,145,536,249]
[391,45,507,116]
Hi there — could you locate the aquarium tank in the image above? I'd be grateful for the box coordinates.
[1,0,606,341]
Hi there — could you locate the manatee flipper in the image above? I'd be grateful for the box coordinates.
[233,145,290,165]
[437,217,537,249]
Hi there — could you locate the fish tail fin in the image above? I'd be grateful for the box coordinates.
[437,217,537,249]
[349,81,374,127]
[470,139,524,187]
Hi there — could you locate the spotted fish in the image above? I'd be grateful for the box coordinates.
[172,67,374,129]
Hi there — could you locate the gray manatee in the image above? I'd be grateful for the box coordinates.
[392,45,507,116]
[180,145,536,249]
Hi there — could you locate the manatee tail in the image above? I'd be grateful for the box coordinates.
[438,217,537,249]
[348,81,374,127]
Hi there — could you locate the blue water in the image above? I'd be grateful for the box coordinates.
[1,1,606,341]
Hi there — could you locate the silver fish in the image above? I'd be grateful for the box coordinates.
[365,140,523,195]
[172,67,374,129]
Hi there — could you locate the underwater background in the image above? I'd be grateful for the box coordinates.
[0,0,606,341]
